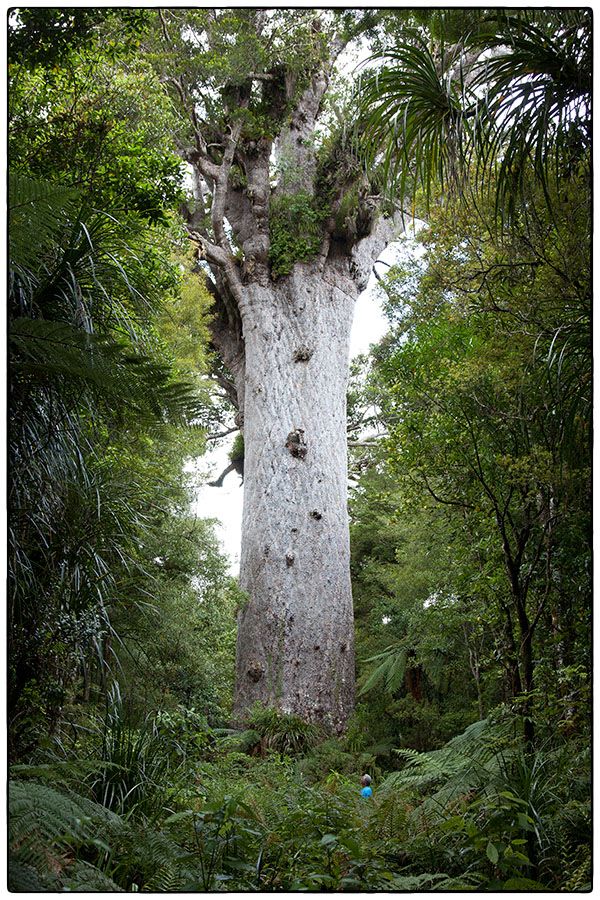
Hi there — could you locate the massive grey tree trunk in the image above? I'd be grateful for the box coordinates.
[234,268,355,731]
[158,9,401,732]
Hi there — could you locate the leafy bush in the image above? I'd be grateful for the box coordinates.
[83,688,185,821]
[297,737,376,785]
[268,192,328,278]
[154,706,215,762]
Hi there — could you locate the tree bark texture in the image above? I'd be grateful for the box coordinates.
[233,268,356,732]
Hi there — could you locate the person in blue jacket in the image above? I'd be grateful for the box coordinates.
[360,774,373,798]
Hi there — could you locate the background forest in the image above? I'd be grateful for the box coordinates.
[8,8,591,892]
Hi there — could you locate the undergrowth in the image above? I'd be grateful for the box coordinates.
[8,703,590,891]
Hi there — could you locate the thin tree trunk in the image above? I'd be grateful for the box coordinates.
[233,267,355,733]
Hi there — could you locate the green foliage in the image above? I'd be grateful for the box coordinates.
[349,465,493,752]
[9,33,184,224]
[8,173,211,756]
[9,778,123,891]
[358,10,591,226]
[9,8,150,67]
[370,164,590,747]
[247,703,320,756]
[370,717,590,889]
[112,515,237,721]
[85,688,185,820]
[268,192,328,278]
[8,64,220,755]
[359,34,465,207]
[229,432,245,464]
[8,9,590,893]
[8,708,589,892]
[297,737,376,785]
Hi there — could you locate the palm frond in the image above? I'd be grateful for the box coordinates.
[356,11,591,225]
[358,35,471,208]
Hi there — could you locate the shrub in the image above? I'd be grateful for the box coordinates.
[246,703,320,756]
[268,192,328,278]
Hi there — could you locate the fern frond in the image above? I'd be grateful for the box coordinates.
[143,863,187,892]
[383,717,517,809]
[9,172,80,271]
[109,820,196,890]
[10,780,96,854]
[11,317,202,424]
[10,759,117,785]
[359,643,408,696]
[63,860,125,892]
[8,858,55,892]
[9,779,124,889]
[387,871,451,890]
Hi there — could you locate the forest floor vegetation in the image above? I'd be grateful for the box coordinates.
[9,700,590,891]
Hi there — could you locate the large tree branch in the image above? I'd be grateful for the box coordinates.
[204,274,246,423]
[349,208,406,291]
[208,460,241,488]
[189,231,239,288]
[206,425,239,442]
[211,120,243,253]
[275,28,346,195]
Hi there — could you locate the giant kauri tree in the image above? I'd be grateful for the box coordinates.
[153,10,401,731]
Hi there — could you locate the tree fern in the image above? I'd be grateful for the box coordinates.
[108,819,198,891]
[359,643,408,696]
[381,717,516,805]
[10,317,202,424]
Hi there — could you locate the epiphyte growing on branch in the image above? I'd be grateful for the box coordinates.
[286,428,307,459]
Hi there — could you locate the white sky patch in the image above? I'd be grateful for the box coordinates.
[186,452,242,572]
[424,591,459,609]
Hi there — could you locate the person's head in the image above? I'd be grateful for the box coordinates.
[361,774,371,787]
